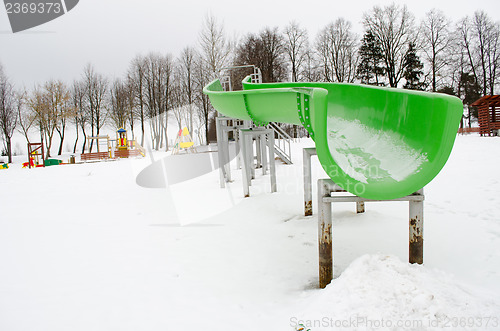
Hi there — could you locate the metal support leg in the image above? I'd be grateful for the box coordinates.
[240,134,250,198]
[303,148,314,216]
[268,131,277,193]
[260,135,268,175]
[317,178,425,288]
[409,189,424,264]
[256,136,262,169]
[235,130,241,169]
[248,136,255,180]
[216,119,226,188]
[318,179,333,288]
[223,125,231,182]
[356,201,365,213]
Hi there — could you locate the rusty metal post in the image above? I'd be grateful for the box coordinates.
[409,189,424,264]
[303,148,317,216]
[356,201,365,213]
[318,179,333,288]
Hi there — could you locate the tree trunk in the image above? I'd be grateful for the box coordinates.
[7,138,12,163]
[57,127,65,155]
[81,126,87,154]
[73,123,79,154]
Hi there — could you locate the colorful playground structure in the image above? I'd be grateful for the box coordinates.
[172,127,197,155]
[81,128,146,161]
[23,142,45,168]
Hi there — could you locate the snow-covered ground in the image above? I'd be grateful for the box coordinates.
[0,135,499,331]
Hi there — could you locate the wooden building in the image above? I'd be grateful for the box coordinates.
[471,95,500,136]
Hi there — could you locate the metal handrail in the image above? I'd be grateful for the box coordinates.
[267,122,292,164]
[216,65,262,91]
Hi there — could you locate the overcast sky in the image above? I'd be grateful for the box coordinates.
[1,0,499,88]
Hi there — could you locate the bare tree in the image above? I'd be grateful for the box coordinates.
[29,82,56,158]
[421,9,452,92]
[457,12,500,96]
[235,27,287,83]
[284,21,309,82]
[317,18,359,83]
[170,67,185,130]
[51,81,72,155]
[71,80,87,154]
[363,4,417,87]
[109,78,131,129]
[302,49,322,82]
[193,56,212,144]
[179,46,196,133]
[0,64,17,162]
[199,14,232,75]
[83,64,108,152]
[127,55,146,145]
[16,90,35,147]
[143,53,174,150]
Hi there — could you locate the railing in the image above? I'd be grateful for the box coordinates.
[267,122,293,164]
[133,140,147,157]
[216,65,262,91]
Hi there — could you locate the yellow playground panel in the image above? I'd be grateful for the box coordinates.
[172,127,197,155]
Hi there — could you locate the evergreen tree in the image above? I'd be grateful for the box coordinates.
[357,30,385,85]
[403,42,426,90]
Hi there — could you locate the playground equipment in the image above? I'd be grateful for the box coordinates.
[81,136,112,161]
[471,95,500,136]
[80,131,146,161]
[114,128,145,158]
[116,128,128,150]
[204,71,462,288]
[204,76,462,200]
[23,142,45,168]
[0,163,8,169]
[172,127,197,155]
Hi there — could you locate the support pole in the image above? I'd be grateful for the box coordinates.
[318,179,333,288]
[260,135,268,175]
[409,189,424,264]
[240,133,250,198]
[303,148,315,216]
[356,201,365,214]
[216,118,226,188]
[317,178,424,288]
[268,130,277,193]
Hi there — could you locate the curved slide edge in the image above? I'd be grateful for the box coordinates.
[204,77,462,200]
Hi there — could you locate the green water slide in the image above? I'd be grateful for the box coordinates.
[203,76,462,200]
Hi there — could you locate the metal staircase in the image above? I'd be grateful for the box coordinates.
[267,122,293,164]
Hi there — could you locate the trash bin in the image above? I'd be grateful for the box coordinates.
[69,155,75,164]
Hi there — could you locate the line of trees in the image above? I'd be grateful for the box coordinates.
[1,6,500,162]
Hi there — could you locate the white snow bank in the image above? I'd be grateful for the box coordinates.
[292,254,500,330]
